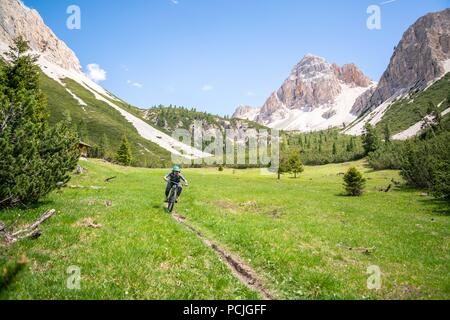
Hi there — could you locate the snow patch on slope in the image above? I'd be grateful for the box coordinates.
[269,84,370,132]
[90,88,211,159]
[344,100,391,135]
[65,88,87,111]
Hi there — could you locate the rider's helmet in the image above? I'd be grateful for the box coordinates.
[172,165,181,173]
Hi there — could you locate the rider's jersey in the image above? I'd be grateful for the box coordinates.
[165,172,187,184]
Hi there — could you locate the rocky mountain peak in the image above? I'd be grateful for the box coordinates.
[332,63,373,88]
[233,105,259,121]
[290,54,334,83]
[0,0,81,72]
[351,8,450,116]
[234,54,374,131]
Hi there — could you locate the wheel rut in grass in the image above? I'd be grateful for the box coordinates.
[172,213,274,300]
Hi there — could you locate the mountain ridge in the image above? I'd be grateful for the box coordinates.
[233,54,374,132]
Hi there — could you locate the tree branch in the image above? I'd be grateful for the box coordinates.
[1,209,56,245]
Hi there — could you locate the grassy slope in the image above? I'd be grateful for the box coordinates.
[40,73,170,167]
[375,73,450,135]
[1,160,448,300]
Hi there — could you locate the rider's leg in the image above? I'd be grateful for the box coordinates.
[165,182,172,199]
[174,186,182,203]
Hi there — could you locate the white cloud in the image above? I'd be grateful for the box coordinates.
[86,64,107,82]
[170,0,179,4]
[127,80,143,88]
[201,84,213,92]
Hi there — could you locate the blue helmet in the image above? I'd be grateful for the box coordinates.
[172,165,181,173]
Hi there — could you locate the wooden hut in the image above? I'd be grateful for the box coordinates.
[78,141,92,159]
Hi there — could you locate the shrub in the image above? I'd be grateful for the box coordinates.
[433,160,450,202]
[399,140,435,189]
[399,132,450,201]
[343,167,366,196]
[367,142,403,170]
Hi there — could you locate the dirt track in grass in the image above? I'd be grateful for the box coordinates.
[172,213,275,300]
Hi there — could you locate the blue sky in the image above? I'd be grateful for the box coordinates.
[23,0,449,116]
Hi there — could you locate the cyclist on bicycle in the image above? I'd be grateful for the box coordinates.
[164,166,188,202]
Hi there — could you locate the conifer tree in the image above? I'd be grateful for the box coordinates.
[116,136,132,166]
[0,37,79,208]
[98,133,109,159]
[287,149,304,179]
[343,167,366,196]
[362,123,381,155]
[384,123,391,144]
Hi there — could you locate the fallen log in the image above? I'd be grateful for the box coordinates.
[1,209,56,245]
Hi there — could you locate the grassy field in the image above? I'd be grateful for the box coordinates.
[1,160,449,300]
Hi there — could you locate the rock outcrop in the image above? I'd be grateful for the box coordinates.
[351,8,450,116]
[0,0,81,72]
[232,105,259,122]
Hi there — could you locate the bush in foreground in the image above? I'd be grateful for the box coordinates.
[343,167,366,196]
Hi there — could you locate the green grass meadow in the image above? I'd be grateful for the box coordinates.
[1,160,449,300]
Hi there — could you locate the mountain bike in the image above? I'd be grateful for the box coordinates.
[167,182,186,213]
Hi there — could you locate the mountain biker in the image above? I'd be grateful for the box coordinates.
[164,166,188,202]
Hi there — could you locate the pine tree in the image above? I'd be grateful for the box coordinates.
[362,123,381,155]
[76,119,88,141]
[277,152,289,180]
[332,142,337,155]
[350,137,356,151]
[428,101,442,133]
[98,133,109,159]
[0,37,79,208]
[343,167,366,196]
[287,150,304,179]
[384,123,391,143]
[116,136,132,166]
[346,137,355,153]
[446,92,450,110]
